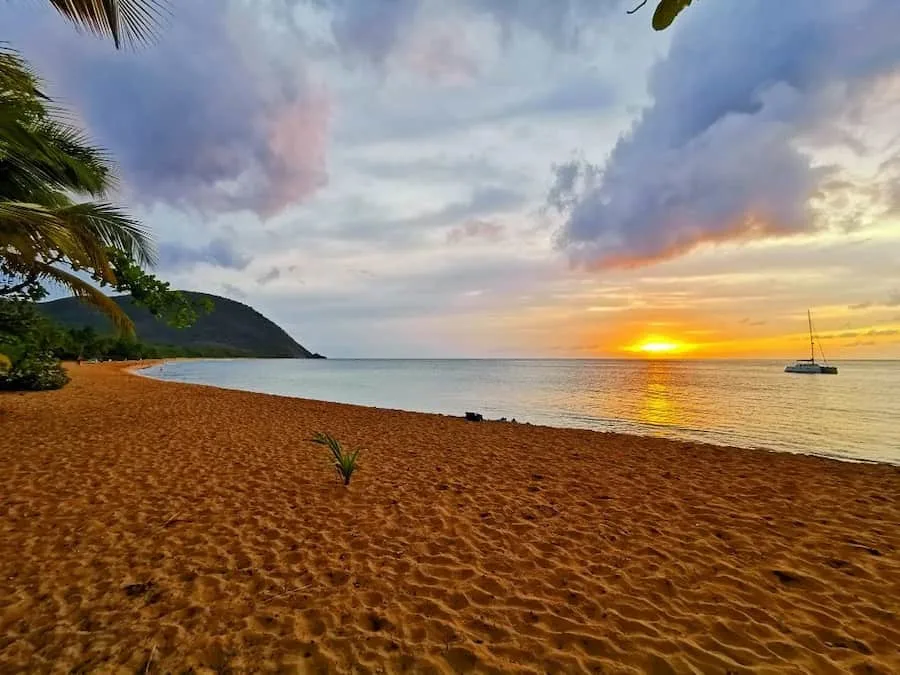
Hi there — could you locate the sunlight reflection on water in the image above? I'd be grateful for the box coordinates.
[640,381,674,427]
[141,358,900,465]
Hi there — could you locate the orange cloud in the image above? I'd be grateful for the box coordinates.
[582,213,800,271]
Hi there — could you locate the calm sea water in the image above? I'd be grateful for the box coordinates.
[140,359,900,465]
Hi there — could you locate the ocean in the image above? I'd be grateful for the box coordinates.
[139,359,900,465]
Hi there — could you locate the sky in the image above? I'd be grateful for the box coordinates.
[6,0,900,358]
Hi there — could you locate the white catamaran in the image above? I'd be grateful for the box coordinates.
[784,310,838,374]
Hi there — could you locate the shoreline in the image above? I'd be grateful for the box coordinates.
[133,358,894,468]
[2,362,899,672]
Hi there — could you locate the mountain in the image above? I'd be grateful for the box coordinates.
[39,292,321,358]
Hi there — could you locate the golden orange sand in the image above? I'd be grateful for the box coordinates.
[1,362,899,674]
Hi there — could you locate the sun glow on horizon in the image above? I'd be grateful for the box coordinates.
[636,341,681,353]
[624,335,695,356]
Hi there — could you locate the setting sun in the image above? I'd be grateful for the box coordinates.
[624,336,694,356]
[638,341,680,353]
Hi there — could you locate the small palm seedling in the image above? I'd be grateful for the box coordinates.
[311,432,361,486]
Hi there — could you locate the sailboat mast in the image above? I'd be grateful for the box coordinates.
[808,309,814,362]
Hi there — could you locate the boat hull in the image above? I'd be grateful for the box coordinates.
[784,364,838,374]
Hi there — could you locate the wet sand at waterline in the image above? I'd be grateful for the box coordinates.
[1,364,899,673]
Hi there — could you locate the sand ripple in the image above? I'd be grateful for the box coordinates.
[1,363,899,673]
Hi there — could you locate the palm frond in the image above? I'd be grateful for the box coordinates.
[55,201,155,268]
[0,46,47,106]
[0,200,70,262]
[46,0,167,49]
[310,432,362,486]
[0,199,154,279]
[1,48,114,199]
[1,112,114,199]
[0,200,62,228]
[31,118,114,195]
[31,262,135,336]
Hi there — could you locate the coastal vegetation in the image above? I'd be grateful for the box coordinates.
[0,296,193,390]
[0,349,69,391]
[0,297,67,390]
[311,432,361,486]
[41,292,315,359]
[2,291,315,390]
[1,2,201,389]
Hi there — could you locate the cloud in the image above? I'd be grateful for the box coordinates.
[353,155,501,184]
[464,0,619,51]
[159,238,251,271]
[549,0,900,269]
[258,267,282,284]
[500,69,614,118]
[263,254,553,325]
[849,289,900,310]
[221,283,248,299]
[547,158,600,214]
[6,1,329,217]
[310,0,620,67]
[835,327,899,343]
[433,186,525,225]
[267,184,529,253]
[320,0,421,66]
[399,22,481,83]
[447,219,505,244]
[4,0,616,219]
[339,68,616,147]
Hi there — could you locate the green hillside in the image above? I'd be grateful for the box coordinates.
[39,292,320,358]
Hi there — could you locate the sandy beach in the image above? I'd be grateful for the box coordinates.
[1,363,898,674]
